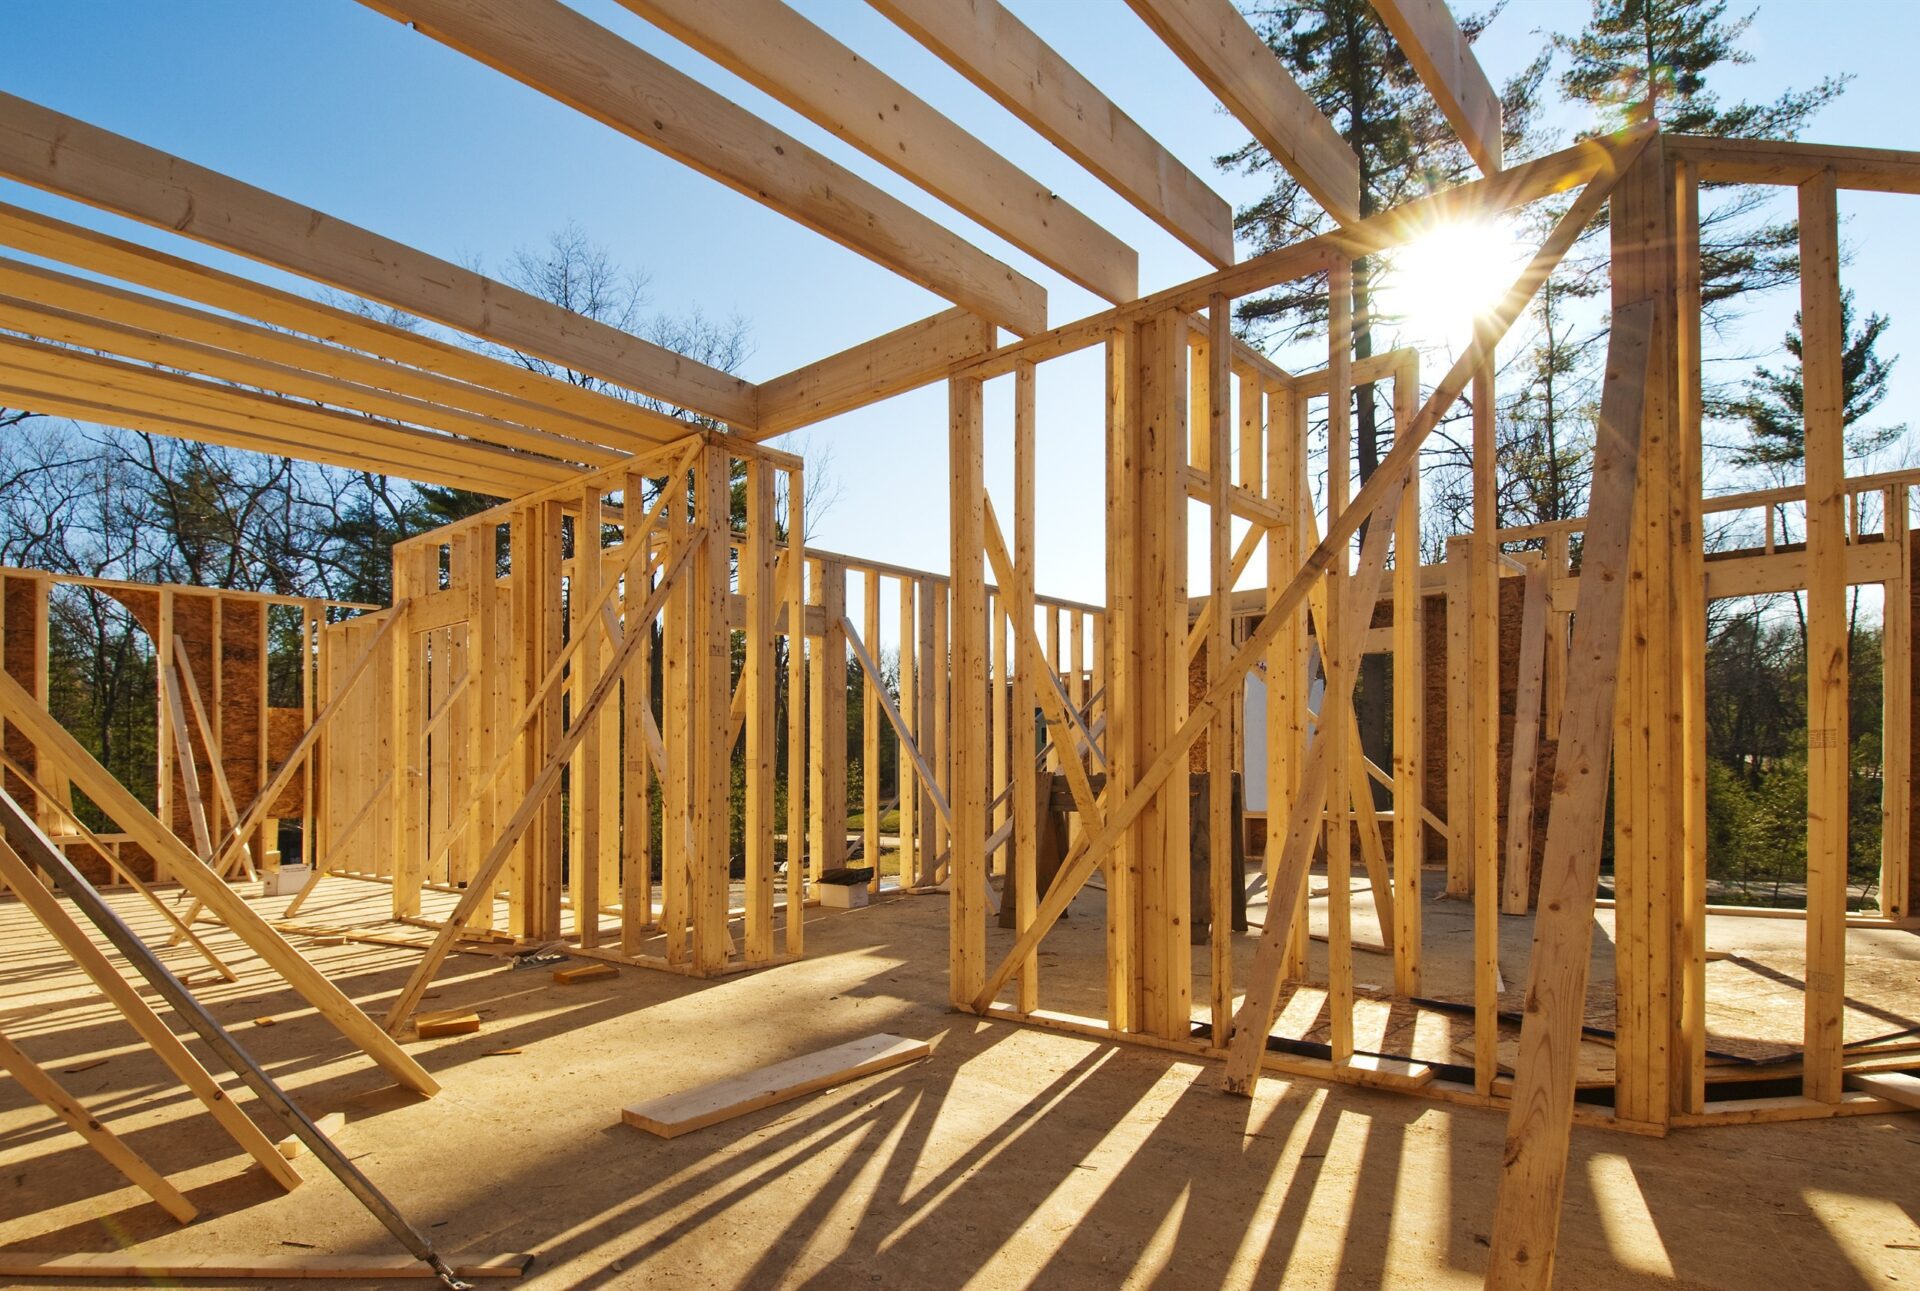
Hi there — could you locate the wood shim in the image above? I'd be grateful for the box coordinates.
[621,1033,930,1139]
[276,1111,347,1159]
[0,1253,534,1280]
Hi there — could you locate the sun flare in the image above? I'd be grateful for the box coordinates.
[1378,217,1531,349]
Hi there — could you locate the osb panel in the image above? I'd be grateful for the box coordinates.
[218,601,266,817]
[1185,637,1246,776]
[3,575,45,804]
[267,707,308,816]
[1421,574,1554,900]
[111,589,275,838]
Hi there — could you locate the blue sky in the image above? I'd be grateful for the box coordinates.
[5,0,1919,607]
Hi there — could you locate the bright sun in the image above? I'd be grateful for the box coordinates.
[1378,217,1531,350]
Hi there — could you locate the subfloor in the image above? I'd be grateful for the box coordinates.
[3,876,1919,1290]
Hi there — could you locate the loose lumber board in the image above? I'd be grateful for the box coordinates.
[415,1010,482,1038]
[553,963,619,985]
[276,1112,347,1159]
[1844,1071,1920,1111]
[622,1033,930,1139]
[0,1253,533,1280]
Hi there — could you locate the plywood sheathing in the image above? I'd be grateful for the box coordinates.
[2,574,45,824]
[1421,573,1556,904]
[110,588,281,842]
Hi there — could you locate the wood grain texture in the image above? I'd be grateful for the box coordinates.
[622,1034,929,1138]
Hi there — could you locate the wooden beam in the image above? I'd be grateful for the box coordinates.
[0,337,567,494]
[620,0,1136,302]
[0,1028,196,1223]
[1370,0,1503,174]
[0,92,756,426]
[868,0,1234,266]
[0,671,439,1100]
[0,1254,533,1281]
[0,277,616,465]
[0,834,305,1192]
[757,308,995,438]
[1125,0,1361,224]
[1668,136,1920,194]
[1483,299,1654,1291]
[1800,171,1849,1105]
[0,201,693,451]
[956,125,1651,384]
[363,0,1046,336]
[0,375,544,498]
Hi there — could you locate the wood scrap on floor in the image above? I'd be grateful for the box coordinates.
[622,1033,931,1139]
[415,1010,482,1038]
[1845,1071,1920,1111]
[553,963,619,985]
[277,1111,347,1159]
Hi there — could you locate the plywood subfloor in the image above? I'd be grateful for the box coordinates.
[2,878,1918,1289]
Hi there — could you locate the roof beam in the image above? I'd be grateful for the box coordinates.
[0,380,538,495]
[756,308,996,438]
[0,90,757,426]
[362,0,1048,336]
[0,201,692,451]
[0,366,560,495]
[1125,0,1361,224]
[0,333,576,492]
[0,283,615,467]
[621,0,1137,303]
[1371,0,1502,174]
[869,0,1235,267]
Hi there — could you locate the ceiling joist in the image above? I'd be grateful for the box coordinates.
[1371,0,1503,175]
[868,0,1236,268]
[0,201,692,452]
[621,0,1138,303]
[363,0,1049,337]
[0,340,570,495]
[0,90,757,428]
[757,307,996,440]
[1125,0,1362,226]
[0,284,618,468]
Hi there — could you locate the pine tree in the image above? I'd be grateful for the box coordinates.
[1556,0,1848,313]
[1732,291,1905,473]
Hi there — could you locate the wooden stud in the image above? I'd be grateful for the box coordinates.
[1800,171,1849,1105]
[1390,356,1423,996]
[949,368,989,1006]
[1012,359,1041,1013]
[1500,557,1549,915]
[1483,300,1655,1291]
